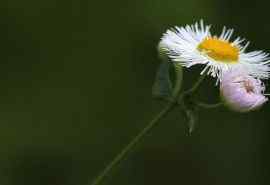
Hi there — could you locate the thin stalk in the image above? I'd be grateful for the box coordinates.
[187,73,207,94]
[89,65,184,185]
[172,65,183,99]
[90,101,176,185]
[196,102,223,109]
[178,73,207,103]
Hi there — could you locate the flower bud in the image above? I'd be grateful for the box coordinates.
[220,69,268,112]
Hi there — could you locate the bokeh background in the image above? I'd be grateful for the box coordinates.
[3,0,270,184]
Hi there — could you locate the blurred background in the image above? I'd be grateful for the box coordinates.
[3,0,270,184]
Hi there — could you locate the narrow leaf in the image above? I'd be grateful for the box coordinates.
[152,61,172,99]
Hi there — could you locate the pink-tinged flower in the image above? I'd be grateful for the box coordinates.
[220,69,268,112]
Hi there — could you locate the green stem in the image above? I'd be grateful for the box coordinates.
[196,102,223,109]
[89,65,183,185]
[178,73,207,103]
[90,101,176,185]
[177,74,208,134]
[188,73,207,93]
[172,65,183,99]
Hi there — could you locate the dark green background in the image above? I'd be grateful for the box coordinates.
[3,0,270,184]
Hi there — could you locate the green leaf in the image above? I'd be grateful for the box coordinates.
[152,61,173,99]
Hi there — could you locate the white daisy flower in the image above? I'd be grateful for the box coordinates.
[159,20,270,81]
[220,69,268,112]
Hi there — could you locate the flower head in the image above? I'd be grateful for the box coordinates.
[220,69,268,112]
[159,20,270,81]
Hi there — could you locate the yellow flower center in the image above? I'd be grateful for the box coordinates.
[197,37,239,63]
